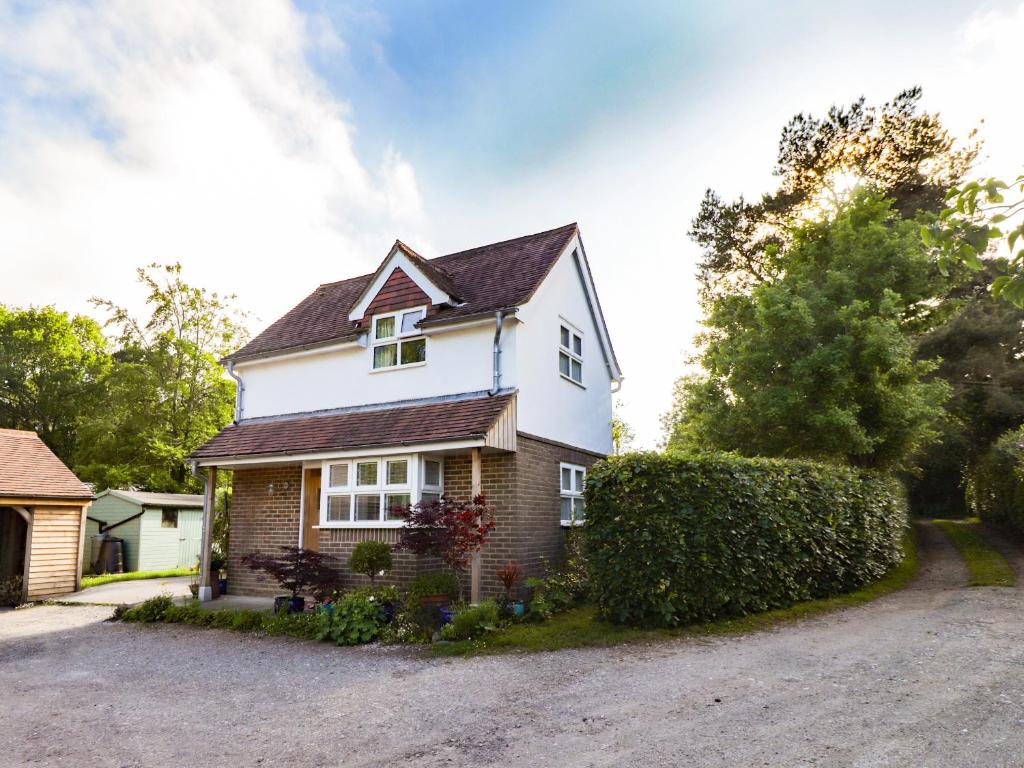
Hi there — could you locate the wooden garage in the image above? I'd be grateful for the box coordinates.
[0,429,92,603]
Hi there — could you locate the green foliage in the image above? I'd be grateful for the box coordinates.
[968,426,1024,534]
[316,589,391,645]
[0,305,110,464]
[120,596,321,639]
[584,452,907,627]
[77,263,247,491]
[667,193,950,471]
[407,571,461,602]
[347,541,393,584]
[525,528,590,619]
[923,172,1024,306]
[80,568,194,589]
[121,595,175,622]
[440,601,499,641]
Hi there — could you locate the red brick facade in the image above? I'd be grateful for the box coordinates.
[226,433,602,599]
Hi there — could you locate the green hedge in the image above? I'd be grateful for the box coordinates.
[969,427,1024,533]
[584,453,907,627]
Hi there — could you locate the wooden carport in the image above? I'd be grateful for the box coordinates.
[0,429,92,602]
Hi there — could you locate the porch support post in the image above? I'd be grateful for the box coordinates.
[198,466,217,602]
[470,448,482,604]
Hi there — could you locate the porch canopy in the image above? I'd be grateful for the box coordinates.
[189,391,517,601]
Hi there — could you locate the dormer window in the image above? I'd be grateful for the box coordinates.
[559,323,583,385]
[372,307,427,369]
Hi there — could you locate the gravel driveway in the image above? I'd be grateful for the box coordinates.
[3,522,1024,767]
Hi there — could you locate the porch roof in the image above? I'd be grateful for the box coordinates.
[191,392,515,462]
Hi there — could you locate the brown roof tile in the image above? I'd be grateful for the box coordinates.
[191,393,514,460]
[228,223,578,361]
[0,429,92,500]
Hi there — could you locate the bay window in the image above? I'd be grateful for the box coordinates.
[372,307,427,369]
[320,454,444,526]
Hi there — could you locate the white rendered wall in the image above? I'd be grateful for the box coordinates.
[238,320,518,418]
[515,237,614,455]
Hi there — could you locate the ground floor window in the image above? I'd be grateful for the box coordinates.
[560,462,586,525]
[320,454,443,526]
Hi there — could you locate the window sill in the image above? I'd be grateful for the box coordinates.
[370,361,427,374]
[314,521,405,529]
[560,520,586,527]
[559,373,586,389]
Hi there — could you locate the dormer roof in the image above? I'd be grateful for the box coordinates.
[227,223,580,363]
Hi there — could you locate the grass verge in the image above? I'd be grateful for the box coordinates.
[933,519,1015,587]
[432,530,919,658]
[81,568,194,589]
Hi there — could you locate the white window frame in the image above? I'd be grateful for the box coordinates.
[559,321,584,387]
[560,462,586,526]
[319,454,443,528]
[370,306,428,371]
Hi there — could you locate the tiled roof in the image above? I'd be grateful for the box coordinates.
[0,429,92,500]
[102,490,204,508]
[228,223,578,361]
[191,393,514,460]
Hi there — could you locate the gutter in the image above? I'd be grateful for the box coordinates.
[226,360,244,422]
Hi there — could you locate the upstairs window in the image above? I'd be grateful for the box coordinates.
[560,463,586,525]
[559,324,583,385]
[372,308,427,369]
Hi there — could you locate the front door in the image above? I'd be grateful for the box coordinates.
[302,468,321,551]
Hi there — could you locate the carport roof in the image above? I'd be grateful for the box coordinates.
[0,428,93,500]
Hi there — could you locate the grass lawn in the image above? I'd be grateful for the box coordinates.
[934,519,1016,587]
[81,568,194,589]
[432,531,919,658]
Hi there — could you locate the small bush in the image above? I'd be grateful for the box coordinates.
[317,589,391,645]
[0,575,23,607]
[121,595,175,622]
[440,601,499,641]
[586,452,907,627]
[348,541,393,584]
[408,571,461,602]
[968,427,1024,533]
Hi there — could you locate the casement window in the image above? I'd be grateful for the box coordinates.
[372,307,427,369]
[559,323,583,385]
[161,509,178,528]
[560,463,586,525]
[321,454,443,526]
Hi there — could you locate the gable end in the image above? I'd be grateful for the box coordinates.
[363,268,431,317]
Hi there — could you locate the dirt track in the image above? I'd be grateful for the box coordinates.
[3,521,1023,767]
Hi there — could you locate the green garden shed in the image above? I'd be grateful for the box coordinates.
[86,490,204,573]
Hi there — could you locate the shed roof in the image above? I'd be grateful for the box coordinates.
[0,429,92,501]
[227,223,579,362]
[97,490,204,508]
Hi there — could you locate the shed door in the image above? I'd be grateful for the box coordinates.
[177,511,203,569]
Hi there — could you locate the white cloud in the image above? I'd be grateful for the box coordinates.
[0,0,428,327]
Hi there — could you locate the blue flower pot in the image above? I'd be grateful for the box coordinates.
[512,601,525,618]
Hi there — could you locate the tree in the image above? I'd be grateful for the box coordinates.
[347,541,393,585]
[77,263,248,491]
[243,546,341,602]
[0,305,110,464]
[923,172,1024,305]
[693,88,978,298]
[665,192,950,470]
[611,398,635,454]
[395,495,496,573]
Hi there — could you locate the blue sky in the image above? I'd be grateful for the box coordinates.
[0,0,1021,446]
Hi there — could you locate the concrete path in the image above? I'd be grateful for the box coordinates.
[2,522,1024,767]
[58,575,192,605]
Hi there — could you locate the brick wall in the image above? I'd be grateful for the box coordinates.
[228,465,302,597]
[226,434,603,599]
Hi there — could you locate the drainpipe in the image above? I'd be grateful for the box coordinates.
[227,360,244,422]
[489,310,507,396]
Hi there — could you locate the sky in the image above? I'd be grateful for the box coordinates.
[1,0,1022,447]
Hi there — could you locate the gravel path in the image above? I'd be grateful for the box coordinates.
[3,521,1024,767]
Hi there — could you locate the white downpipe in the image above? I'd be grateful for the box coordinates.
[227,360,244,422]
[489,310,507,396]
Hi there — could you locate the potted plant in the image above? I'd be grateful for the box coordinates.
[188,558,199,598]
[242,546,340,614]
[496,561,524,618]
[210,551,226,598]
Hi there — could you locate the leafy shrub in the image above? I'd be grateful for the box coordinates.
[0,575,23,607]
[242,546,341,601]
[348,541,393,584]
[122,594,175,622]
[120,596,321,639]
[407,571,461,602]
[395,495,496,571]
[440,601,499,641]
[585,452,907,627]
[968,427,1024,533]
[316,587,397,646]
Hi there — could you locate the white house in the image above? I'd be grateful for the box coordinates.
[191,223,622,599]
